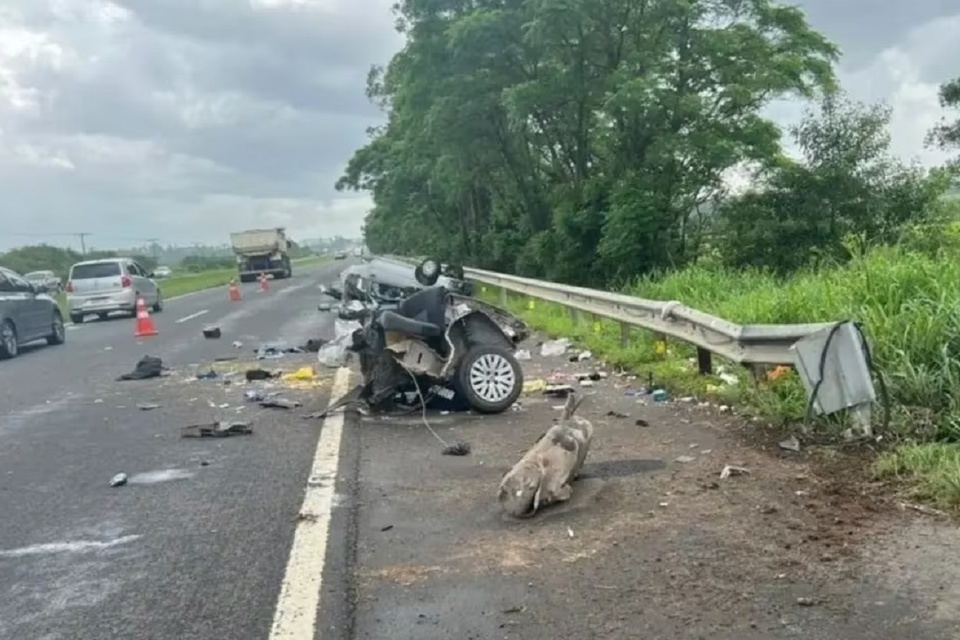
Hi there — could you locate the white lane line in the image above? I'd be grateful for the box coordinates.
[175,309,209,324]
[269,366,352,640]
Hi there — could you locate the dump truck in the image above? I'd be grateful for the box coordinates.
[229,228,292,282]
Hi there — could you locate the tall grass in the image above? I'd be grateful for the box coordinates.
[487,244,960,506]
[633,247,960,438]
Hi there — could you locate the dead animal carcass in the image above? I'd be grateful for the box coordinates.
[497,393,594,518]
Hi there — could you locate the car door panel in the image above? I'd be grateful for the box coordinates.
[10,270,48,340]
[0,270,38,341]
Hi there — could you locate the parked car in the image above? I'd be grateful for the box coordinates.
[65,258,162,324]
[153,266,173,278]
[333,251,348,260]
[23,270,62,293]
[0,266,66,359]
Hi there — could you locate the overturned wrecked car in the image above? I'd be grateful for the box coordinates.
[317,257,472,319]
[319,258,528,416]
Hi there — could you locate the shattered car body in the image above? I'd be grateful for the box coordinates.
[322,259,529,417]
[318,258,473,318]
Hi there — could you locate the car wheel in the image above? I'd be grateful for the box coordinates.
[455,345,523,414]
[153,290,163,313]
[0,320,18,360]
[98,313,110,321]
[70,313,84,325]
[47,311,66,345]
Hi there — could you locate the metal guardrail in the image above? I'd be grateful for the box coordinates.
[377,255,837,369]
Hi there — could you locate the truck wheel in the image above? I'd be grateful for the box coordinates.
[455,346,523,414]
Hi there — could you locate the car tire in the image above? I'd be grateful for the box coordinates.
[0,320,18,360]
[70,313,84,325]
[47,311,66,345]
[153,291,163,313]
[455,345,523,414]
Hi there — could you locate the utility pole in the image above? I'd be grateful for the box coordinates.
[76,232,90,255]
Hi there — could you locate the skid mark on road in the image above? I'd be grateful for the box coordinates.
[269,366,351,640]
[0,535,141,559]
[0,395,78,437]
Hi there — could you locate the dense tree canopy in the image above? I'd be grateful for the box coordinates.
[339,0,951,285]
[929,76,960,163]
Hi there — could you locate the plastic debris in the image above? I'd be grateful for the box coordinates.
[577,350,592,361]
[515,349,532,361]
[260,398,302,409]
[110,473,128,487]
[232,341,243,349]
[117,356,164,381]
[675,455,696,463]
[651,389,669,402]
[522,379,547,394]
[718,373,738,385]
[318,318,362,368]
[244,389,267,402]
[282,367,317,382]
[540,338,571,357]
[245,368,275,381]
[301,338,327,353]
[720,465,750,480]
[136,402,160,411]
[256,342,304,359]
[181,422,253,438]
[202,326,221,339]
[196,370,218,380]
[779,435,801,452]
[544,384,575,397]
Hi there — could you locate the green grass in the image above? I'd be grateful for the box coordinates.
[480,244,960,509]
[874,443,960,509]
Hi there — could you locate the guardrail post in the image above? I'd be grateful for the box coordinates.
[499,287,508,306]
[696,347,713,375]
[619,323,630,348]
[568,307,580,324]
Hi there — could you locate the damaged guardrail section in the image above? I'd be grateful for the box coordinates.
[377,255,879,433]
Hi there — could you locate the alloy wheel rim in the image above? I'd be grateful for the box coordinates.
[469,353,516,403]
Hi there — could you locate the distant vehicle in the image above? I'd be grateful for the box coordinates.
[0,266,65,359]
[153,266,173,278]
[333,251,348,260]
[65,258,162,324]
[230,228,292,283]
[23,270,61,293]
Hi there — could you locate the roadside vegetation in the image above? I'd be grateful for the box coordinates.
[338,0,960,507]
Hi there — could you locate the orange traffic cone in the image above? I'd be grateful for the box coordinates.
[228,280,242,302]
[134,295,158,337]
[258,273,269,293]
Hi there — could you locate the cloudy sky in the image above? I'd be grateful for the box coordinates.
[0,0,957,252]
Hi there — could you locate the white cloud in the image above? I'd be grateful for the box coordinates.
[0,0,957,253]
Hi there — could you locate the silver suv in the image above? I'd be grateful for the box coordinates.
[65,258,162,323]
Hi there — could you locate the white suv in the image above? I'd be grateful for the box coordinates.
[65,258,162,323]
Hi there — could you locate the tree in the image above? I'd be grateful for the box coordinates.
[928,76,960,161]
[337,0,839,286]
[717,93,948,273]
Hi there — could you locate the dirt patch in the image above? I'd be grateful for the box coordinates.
[351,340,960,638]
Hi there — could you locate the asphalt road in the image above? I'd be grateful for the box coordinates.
[4,260,958,640]
[0,260,350,640]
